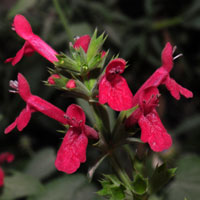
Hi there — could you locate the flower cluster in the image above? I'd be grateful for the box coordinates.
[4,14,193,176]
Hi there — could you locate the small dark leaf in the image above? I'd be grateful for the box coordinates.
[149,164,176,194]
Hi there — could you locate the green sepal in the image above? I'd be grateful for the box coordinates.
[149,163,176,194]
[87,29,107,63]
[61,79,90,100]
[44,73,69,89]
[54,53,81,73]
[132,174,148,195]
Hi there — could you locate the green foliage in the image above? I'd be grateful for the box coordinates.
[0,171,44,200]
[166,155,200,200]
[87,29,107,64]
[28,174,99,200]
[24,148,56,180]
[149,164,176,194]
[98,174,125,200]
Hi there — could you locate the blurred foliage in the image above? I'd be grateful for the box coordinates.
[0,0,200,199]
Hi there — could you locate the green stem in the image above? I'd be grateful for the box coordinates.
[53,0,73,41]
[152,16,183,30]
[110,154,132,190]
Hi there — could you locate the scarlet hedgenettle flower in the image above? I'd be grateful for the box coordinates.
[98,58,134,111]
[4,73,67,134]
[5,14,58,66]
[73,35,91,53]
[55,104,98,174]
[66,79,76,89]
[48,74,61,85]
[126,42,193,152]
[130,87,172,152]
[0,152,14,187]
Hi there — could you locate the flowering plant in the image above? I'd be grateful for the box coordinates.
[2,14,193,200]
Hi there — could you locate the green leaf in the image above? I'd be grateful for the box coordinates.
[28,174,99,200]
[132,174,148,195]
[0,171,44,200]
[98,174,125,200]
[88,153,108,180]
[166,155,200,200]
[8,0,36,18]
[149,164,176,194]
[24,148,56,180]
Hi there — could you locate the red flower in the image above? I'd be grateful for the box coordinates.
[73,35,91,53]
[98,58,134,111]
[4,73,67,134]
[5,14,58,66]
[55,104,98,174]
[0,152,14,187]
[48,74,61,85]
[133,87,172,152]
[66,79,76,89]
[126,42,193,152]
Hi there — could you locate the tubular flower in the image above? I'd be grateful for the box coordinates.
[126,42,193,152]
[98,58,134,111]
[55,104,98,174]
[0,152,14,187]
[5,14,58,66]
[4,73,67,134]
[134,87,172,152]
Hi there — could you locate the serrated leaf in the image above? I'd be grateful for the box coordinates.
[149,164,176,194]
[24,148,56,180]
[0,171,44,200]
[167,155,200,200]
[98,174,125,200]
[28,174,99,200]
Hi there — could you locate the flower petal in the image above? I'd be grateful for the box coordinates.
[161,42,173,72]
[73,35,91,53]
[99,75,133,111]
[13,14,33,40]
[4,120,17,134]
[84,125,99,139]
[164,76,193,100]
[17,107,32,131]
[139,87,160,114]
[65,104,86,126]
[106,58,126,76]
[55,128,88,174]
[138,110,172,152]
[18,73,32,101]
[5,41,34,66]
